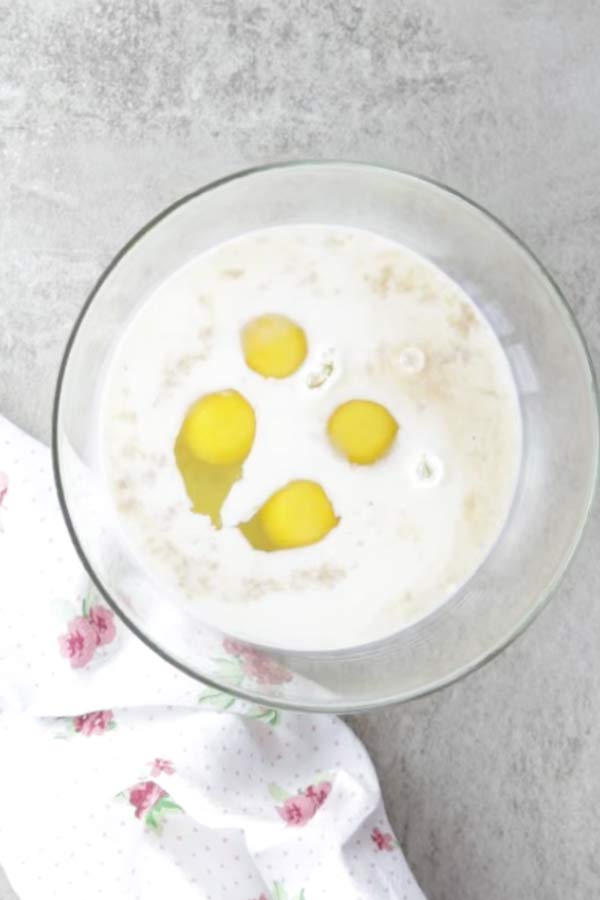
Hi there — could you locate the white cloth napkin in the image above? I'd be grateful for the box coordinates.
[0,414,424,900]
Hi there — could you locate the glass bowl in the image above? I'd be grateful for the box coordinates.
[52,162,599,713]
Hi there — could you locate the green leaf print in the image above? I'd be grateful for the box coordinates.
[213,657,244,685]
[271,881,305,900]
[81,594,92,617]
[268,783,292,803]
[198,690,237,711]
[154,797,182,813]
[246,706,280,726]
[145,809,160,832]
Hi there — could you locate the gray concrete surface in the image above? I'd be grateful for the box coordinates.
[1,1,599,897]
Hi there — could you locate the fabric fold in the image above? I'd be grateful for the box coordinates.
[0,415,424,900]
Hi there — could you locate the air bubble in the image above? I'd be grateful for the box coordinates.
[398,346,426,374]
[386,344,427,375]
[306,348,338,390]
[413,453,444,486]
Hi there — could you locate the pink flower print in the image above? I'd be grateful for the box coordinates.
[0,473,8,506]
[126,782,182,832]
[271,777,332,826]
[129,781,167,819]
[88,604,116,647]
[150,758,175,776]
[240,649,292,686]
[73,709,114,735]
[277,793,317,826]
[58,616,97,668]
[223,638,248,657]
[223,639,292,685]
[371,826,395,851]
[305,781,332,808]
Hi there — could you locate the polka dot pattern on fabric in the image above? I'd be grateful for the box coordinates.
[0,415,425,900]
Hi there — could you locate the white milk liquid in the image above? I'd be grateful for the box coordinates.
[101,225,522,651]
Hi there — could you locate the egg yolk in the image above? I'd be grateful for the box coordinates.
[175,390,255,528]
[327,399,398,465]
[242,314,308,378]
[179,390,255,465]
[239,479,339,551]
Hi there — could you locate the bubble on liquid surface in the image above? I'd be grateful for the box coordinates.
[397,346,426,374]
[306,348,338,390]
[413,453,444,486]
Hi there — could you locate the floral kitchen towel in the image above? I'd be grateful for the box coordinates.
[0,413,424,900]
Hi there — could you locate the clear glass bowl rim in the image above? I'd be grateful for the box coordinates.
[51,159,600,713]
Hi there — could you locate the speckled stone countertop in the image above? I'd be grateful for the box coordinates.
[1,2,599,898]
